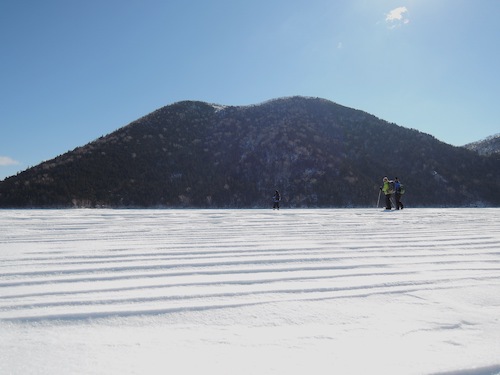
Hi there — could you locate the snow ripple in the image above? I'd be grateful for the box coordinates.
[1,208,500,374]
[1,208,499,323]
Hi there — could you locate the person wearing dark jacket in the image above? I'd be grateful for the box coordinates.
[394,177,404,210]
[273,190,281,210]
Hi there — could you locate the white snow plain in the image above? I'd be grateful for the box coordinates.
[1,208,500,375]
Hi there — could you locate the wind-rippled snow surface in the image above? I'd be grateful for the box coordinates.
[1,209,500,374]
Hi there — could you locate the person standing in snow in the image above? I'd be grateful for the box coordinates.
[273,190,281,210]
[394,177,404,210]
[381,177,393,210]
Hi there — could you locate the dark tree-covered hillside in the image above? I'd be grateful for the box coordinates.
[1,97,500,208]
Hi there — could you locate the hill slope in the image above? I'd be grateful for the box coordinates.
[1,96,499,207]
[464,133,500,156]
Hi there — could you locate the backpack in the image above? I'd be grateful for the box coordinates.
[388,180,395,193]
[396,183,405,195]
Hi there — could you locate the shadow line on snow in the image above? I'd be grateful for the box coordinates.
[2,277,497,323]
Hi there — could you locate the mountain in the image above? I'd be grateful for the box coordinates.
[463,133,500,156]
[1,96,500,208]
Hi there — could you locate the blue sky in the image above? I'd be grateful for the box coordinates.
[1,0,499,180]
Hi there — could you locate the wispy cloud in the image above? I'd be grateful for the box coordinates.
[0,156,20,166]
[386,7,410,29]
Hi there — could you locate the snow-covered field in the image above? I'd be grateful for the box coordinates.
[1,208,500,375]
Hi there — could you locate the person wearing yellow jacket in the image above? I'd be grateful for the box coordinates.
[381,176,394,210]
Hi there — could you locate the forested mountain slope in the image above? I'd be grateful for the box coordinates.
[1,97,499,207]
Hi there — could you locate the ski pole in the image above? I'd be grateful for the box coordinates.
[377,189,381,208]
[390,195,396,208]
